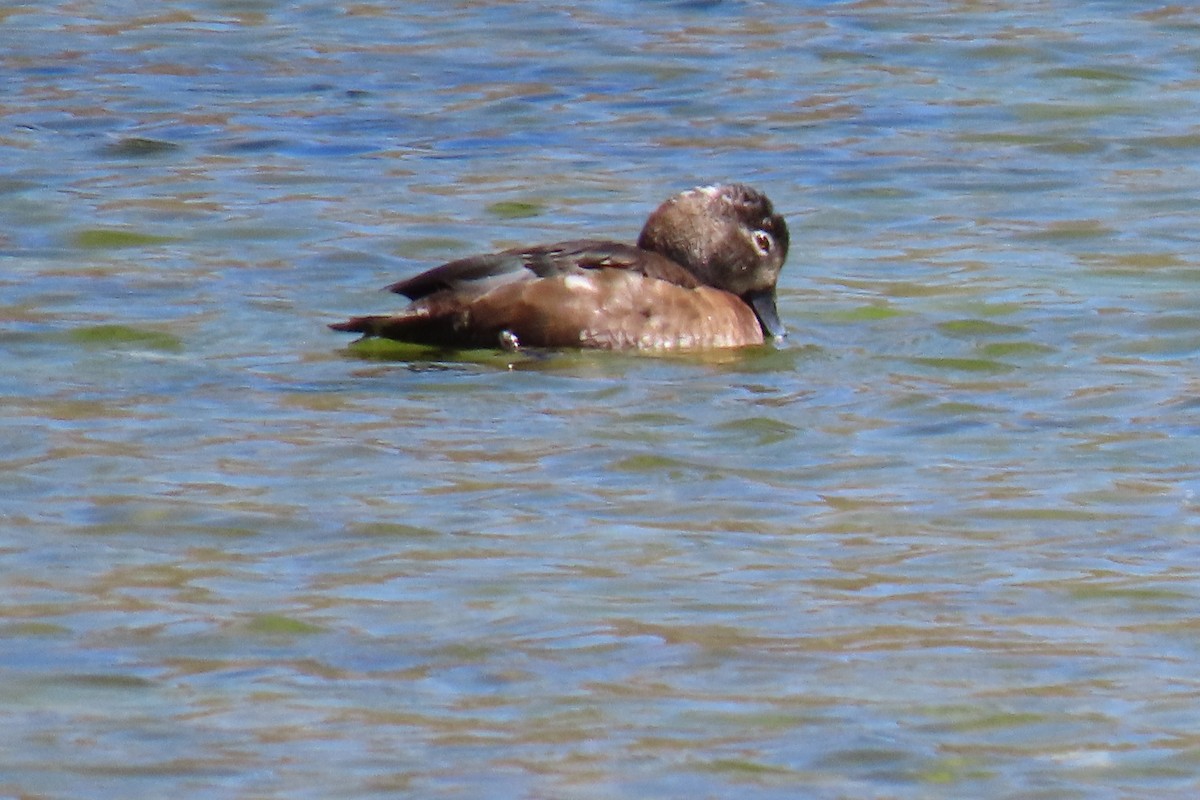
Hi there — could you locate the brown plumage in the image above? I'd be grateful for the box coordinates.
[330,184,789,351]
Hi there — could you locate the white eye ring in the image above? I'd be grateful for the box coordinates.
[752,230,773,256]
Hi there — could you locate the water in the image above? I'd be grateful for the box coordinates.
[3,1,1200,797]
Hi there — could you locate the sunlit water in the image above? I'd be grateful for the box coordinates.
[3,1,1200,797]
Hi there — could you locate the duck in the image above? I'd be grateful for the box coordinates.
[329,183,788,350]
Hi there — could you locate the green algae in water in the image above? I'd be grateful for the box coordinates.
[937,319,1027,337]
[956,131,1062,147]
[1139,134,1200,150]
[396,236,469,257]
[832,304,906,322]
[73,228,179,248]
[978,507,1128,521]
[967,43,1043,61]
[0,622,70,637]
[65,324,183,352]
[485,200,545,219]
[1032,139,1108,156]
[344,337,431,360]
[1014,102,1137,122]
[613,453,676,471]
[244,614,324,636]
[953,301,1024,317]
[947,711,1046,732]
[715,416,799,446]
[977,341,1055,358]
[930,401,995,416]
[99,137,181,158]
[694,758,795,778]
[1067,585,1191,602]
[342,336,520,368]
[436,642,494,662]
[1018,220,1113,242]
[54,673,155,690]
[1081,251,1189,272]
[347,522,442,539]
[1040,66,1142,82]
[917,756,994,784]
[907,356,1015,374]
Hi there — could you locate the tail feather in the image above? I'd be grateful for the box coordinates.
[328,315,378,334]
[329,312,448,344]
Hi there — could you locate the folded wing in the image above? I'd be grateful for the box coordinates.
[386,240,700,301]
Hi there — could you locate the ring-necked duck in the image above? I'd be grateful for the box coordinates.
[330,183,788,350]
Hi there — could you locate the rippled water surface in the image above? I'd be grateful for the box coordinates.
[4,1,1200,797]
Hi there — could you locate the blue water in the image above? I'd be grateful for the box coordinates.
[3,2,1200,798]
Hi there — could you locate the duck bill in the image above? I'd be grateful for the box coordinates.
[746,288,786,342]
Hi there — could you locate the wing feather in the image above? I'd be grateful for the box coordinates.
[386,240,700,300]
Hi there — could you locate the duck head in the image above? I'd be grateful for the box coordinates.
[637,183,789,340]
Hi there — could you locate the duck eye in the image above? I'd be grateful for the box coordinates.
[752,231,773,256]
